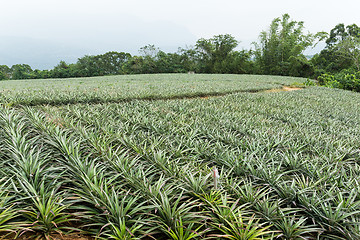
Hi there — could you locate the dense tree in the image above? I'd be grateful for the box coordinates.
[97,51,131,75]
[155,51,187,73]
[0,71,6,80]
[312,24,360,73]
[326,24,360,47]
[139,44,159,59]
[137,45,159,73]
[333,28,360,71]
[61,52,133,77]
[11,64,34,80]
[195,34,239,73]
[253,14,323,77]
[0,65,11,79]
[177,47,198,72]
[213,50,253,74]
[75,55,102,77]
[51,61,71,78]
[122,56,145,74]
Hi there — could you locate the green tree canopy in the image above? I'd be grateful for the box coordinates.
[11,64,34,80]
[253,13,323,77]
[0,71,6,80]
[97,51,131,75]
[0,65,10,79]
[312,23,360,73]
[195,34,239,73]
[335,36,360,71]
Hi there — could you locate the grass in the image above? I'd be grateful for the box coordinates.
[0,74,359,239]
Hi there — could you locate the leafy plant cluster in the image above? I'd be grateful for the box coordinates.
[317,70,360,91]
[0,76,359,239]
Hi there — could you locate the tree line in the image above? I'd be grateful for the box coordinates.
[1,14,359,91]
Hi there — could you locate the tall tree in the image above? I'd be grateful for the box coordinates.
[195,34,238,73]
[137,45,159,73]
[0,71,6,80]
[177,47,198,72]
[11,64,34,79]
[0,65,11,79]
[253,14,322,76]
[51,61,71,78]
[75,55,102,77]
[97,51,131,75]
[312,24,360,73]
[335,36,360,71]
[155,51,188,73]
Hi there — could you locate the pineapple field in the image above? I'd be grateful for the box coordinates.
[0,74,359,239]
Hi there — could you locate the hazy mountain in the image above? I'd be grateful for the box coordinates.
[0,36,92,69]
[0,16,197,70]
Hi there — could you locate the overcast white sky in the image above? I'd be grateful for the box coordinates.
[1,0,359,69]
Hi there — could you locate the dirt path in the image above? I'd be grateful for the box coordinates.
[263,86,303,93]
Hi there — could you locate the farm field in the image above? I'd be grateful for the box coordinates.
[0,74,303,106]
[0,74,359,239]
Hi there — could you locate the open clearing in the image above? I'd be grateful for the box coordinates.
[0,74,359,239]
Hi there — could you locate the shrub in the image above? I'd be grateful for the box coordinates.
[317,69,360,91]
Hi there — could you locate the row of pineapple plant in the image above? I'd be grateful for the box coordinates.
[0,74,297,107]
[37,86,359,239]
[0,85,358,239]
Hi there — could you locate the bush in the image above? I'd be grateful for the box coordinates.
[317,69,360,91]
[304,78,316,86]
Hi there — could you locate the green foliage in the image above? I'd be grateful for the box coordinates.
[11,64,35,80]
[288,55,314,77]
[50,61,71,78]
[195,34,238,72]
[150,193,206,239]
[313,23,360,73]
[0,65,11,79]
[0,74,360,238]
[317,73,336,86]
[0,180,20,236]
[305,80,315,87]
[253,13,322,77]
[318,69,360,91]
[0,17,359,90]
[195,34,252,73]
[99,51,131,75]
[335,34,360,71]
[0,74,306,106]
[0,66,11,80]
[0,71,7,80]
[326,23,360,47]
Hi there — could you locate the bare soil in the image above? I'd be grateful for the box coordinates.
[263,86,303,93]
